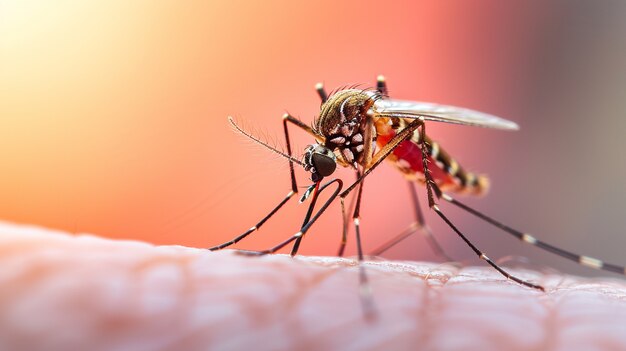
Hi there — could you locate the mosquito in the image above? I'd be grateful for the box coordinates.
[210,76,626,298]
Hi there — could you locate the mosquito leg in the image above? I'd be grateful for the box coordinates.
[238,179,343,256]
[431,204,544,291]
[418,121,442,209]
[332,117,424,259]
[330,117,425,267]
[369,223,418,257]
[291,141,357,256]
[337,172,359,257]
[267,116,422,317]
[316,82,328,103]
[289,179,337,256]
[289,182,322,256]
[208,190,296,251]
[284,113,315,137]
[338,197,348,257]
[333,117,426,318]
[415,133,544,290]
[209,114,301,251]
[370,181,453,261]
[350,173,365,260]
[440,192,626,276]
[269,115,421,318]
[341,171,376,319]
[376,75,388,96]
[331,117,425,257]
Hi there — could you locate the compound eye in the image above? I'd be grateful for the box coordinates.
[311,152,337,177]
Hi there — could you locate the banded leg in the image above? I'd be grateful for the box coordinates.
[339,171,376,318]
[370,181,453,261]
[289,181,319,256]
[337,172,359,257]
[419,120,441,208]
[440,192,626,276]
[316,82,328,103]
[209,114,302,251]
[313,78,357,257]
[417,123,544,290]
[336,117,425,261]
[371,74,450,258]
[286,81,353,256]
[334,117,425,254]
[238,179,343,256]
[288,91,347,255]
[376,75,389,96]
[329,73,371,257]
[333,118,426,319]
[431,204,544,290]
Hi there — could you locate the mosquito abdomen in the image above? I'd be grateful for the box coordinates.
[375,117,489,195]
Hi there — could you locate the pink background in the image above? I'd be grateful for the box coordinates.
[1,1,625,277]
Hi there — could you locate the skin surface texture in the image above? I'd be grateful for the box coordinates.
[1,221,626,351]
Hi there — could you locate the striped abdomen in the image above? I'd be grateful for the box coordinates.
[375,118,489,195]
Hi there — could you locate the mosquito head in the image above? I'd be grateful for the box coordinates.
[303,144,337,182]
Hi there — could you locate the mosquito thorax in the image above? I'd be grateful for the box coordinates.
[314,89,377,166]
[303,144,337,182]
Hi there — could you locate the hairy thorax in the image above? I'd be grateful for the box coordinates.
[314,89,377,167]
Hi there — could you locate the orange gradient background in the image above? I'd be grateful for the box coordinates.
[1,1,625,277]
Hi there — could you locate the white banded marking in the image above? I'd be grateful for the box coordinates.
[447,159,459,176]
[409,131,420,144]
[430,142,439,159]
[477,176,489,190]
[465,173,476,187]
[522,233,538,245]
[441,193,453,202]
[579,255,603,269]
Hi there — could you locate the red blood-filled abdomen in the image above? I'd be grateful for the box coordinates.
[376,132,455,186]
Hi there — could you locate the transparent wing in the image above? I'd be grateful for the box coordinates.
[374,98,519,130]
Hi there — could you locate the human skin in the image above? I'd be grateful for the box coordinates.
[1,221,626,351]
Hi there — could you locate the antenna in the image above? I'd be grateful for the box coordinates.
[228,117,305,167]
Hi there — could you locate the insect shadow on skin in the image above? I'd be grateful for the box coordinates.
[210,75,626,318]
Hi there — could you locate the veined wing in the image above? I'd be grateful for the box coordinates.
[374,98,519,130]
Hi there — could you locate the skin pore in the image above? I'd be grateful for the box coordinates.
[1,221,626,350]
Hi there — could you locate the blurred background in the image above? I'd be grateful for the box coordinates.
[1,0,625,277]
